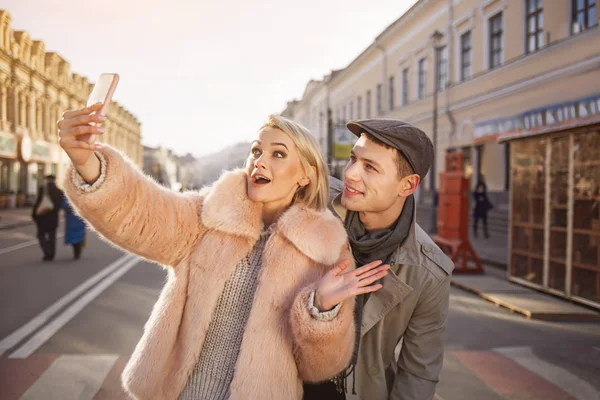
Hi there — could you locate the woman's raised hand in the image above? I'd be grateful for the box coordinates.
[57,103,105,183]
[314,259,390,312]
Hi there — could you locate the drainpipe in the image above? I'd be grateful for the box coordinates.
[446,0,456,147]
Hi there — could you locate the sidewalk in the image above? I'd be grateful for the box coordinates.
[416,202,600,321]
[416,203,508,268]
[451,266,600,321]
[0,207,34,230]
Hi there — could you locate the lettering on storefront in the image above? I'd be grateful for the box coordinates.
[0,131,18,158]
[474,94,600,140]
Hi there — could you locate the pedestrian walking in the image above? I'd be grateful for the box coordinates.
[62,197,87,259]
[32,175,64,261]
[473,180,493,239]
[57,104,389,400]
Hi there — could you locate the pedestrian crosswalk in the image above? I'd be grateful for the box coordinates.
[0,346,598,400]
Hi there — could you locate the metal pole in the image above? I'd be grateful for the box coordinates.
[430,46,439,235]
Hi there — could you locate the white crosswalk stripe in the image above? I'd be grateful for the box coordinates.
[18,354,118,400]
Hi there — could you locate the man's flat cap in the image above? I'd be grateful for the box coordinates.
[346,119,434,180]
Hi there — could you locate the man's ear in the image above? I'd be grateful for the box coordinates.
[398,174,420,197]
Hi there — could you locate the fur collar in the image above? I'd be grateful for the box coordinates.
[201,169,346,265]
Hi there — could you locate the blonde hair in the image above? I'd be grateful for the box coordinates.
[259,114,330,211]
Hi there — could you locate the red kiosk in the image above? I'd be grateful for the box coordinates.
[434,152,483,274]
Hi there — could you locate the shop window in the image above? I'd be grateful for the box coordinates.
[571,130,599,304]
[510,137,546,284]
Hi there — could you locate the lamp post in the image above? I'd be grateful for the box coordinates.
[430,30,443,235]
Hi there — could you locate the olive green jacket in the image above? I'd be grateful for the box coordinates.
[330,182,453,400]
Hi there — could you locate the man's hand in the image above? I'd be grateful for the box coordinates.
[314,260,390,311]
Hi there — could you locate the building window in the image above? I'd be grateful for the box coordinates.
[349,101,354,120]
[489,12,504,69]
[526,0,544,53]
[460,31,472,81]
[418,58,427,99]
[366,90,372,118]
[357,96,362,119]
[376,84,383,115]
[436,45,448,90]
[572,0,597,33]
[402,68,409,105]
[388,76,395,110]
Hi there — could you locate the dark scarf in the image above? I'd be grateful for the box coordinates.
[334,195,415,395]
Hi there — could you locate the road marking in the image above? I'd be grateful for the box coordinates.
[494,346,599,400]
[0,253,134,356]
[0,233,65,255]
[17,354,118,400]
[10,256,140,358]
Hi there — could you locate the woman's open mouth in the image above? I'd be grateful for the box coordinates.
[252,174,272,186]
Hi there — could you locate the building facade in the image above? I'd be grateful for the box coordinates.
[0,10,142,207]
[282,0,599,307]
[283,0,598,198]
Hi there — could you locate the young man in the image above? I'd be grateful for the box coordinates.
[308,119,454,400]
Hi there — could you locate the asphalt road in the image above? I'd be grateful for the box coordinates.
[0,223,599,400]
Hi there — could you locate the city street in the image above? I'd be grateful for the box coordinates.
[0,222,599,400]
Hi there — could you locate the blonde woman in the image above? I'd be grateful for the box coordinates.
[57,104,390,400]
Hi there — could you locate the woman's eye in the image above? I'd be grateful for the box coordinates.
[274,151,286,158]
[251,148,261,157]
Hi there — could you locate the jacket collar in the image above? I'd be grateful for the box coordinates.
[331,193,422,267]
[331,192,416,336]
[201,170,347,265]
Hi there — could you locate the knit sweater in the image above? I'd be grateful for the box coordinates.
[178,228,271,400]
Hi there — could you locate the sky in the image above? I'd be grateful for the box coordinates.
[6,0,418,157]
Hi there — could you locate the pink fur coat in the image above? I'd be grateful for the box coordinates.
[63,146,356,400]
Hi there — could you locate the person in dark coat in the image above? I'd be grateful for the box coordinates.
[62,197,87,259]
[473,181,493,239]
[32,175,64,261]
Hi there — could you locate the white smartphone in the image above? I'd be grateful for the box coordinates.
[87,73,119,116]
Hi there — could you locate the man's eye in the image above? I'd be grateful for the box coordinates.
[366,164,376,171]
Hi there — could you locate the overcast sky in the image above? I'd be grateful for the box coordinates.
[6,0,418,157]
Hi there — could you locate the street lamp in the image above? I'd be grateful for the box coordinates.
[430,29,443,235]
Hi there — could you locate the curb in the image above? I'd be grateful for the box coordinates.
[450,279,600,321]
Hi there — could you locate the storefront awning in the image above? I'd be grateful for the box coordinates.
[498,114,600,143]
[472,94,600,144]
